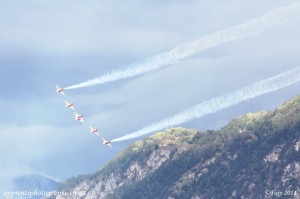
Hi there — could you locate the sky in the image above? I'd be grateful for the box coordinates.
[1,0,300,191]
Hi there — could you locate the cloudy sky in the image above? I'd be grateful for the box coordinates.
[1,0,300,191]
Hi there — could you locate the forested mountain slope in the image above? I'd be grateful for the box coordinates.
[51,95,300,199]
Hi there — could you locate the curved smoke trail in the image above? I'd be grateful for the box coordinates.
[111,67,300,142]
[65,2,300,90]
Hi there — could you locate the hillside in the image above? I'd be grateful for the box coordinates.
[49,95,300,199]
[12,174,60,199]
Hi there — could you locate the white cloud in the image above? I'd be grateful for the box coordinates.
[0,0,297,55]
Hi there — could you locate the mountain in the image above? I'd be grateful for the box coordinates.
[49,95,300,199]
[13,174,60,199]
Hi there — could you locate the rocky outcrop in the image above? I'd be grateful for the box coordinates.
[282,162,300,185]
[263,145,282,163]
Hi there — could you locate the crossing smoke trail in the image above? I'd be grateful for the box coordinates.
[64,2,300,90]
[111,67,300,142]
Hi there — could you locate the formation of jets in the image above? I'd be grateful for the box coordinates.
[56,85,112,148]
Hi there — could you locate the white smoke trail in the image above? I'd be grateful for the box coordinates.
[111,67,300,142]
[65,2,300,90]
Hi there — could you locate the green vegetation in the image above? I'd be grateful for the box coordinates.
[98,128,196,179]
[105,95,300,199]
[58,95,300,199]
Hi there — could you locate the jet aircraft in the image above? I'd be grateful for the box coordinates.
[74,112,84,123]
[65,100,75,110]
[102,138,112,147]
[90,127,99,135]
[56,85,64,95]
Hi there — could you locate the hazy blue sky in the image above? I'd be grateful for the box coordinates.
[1,0,300,191]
